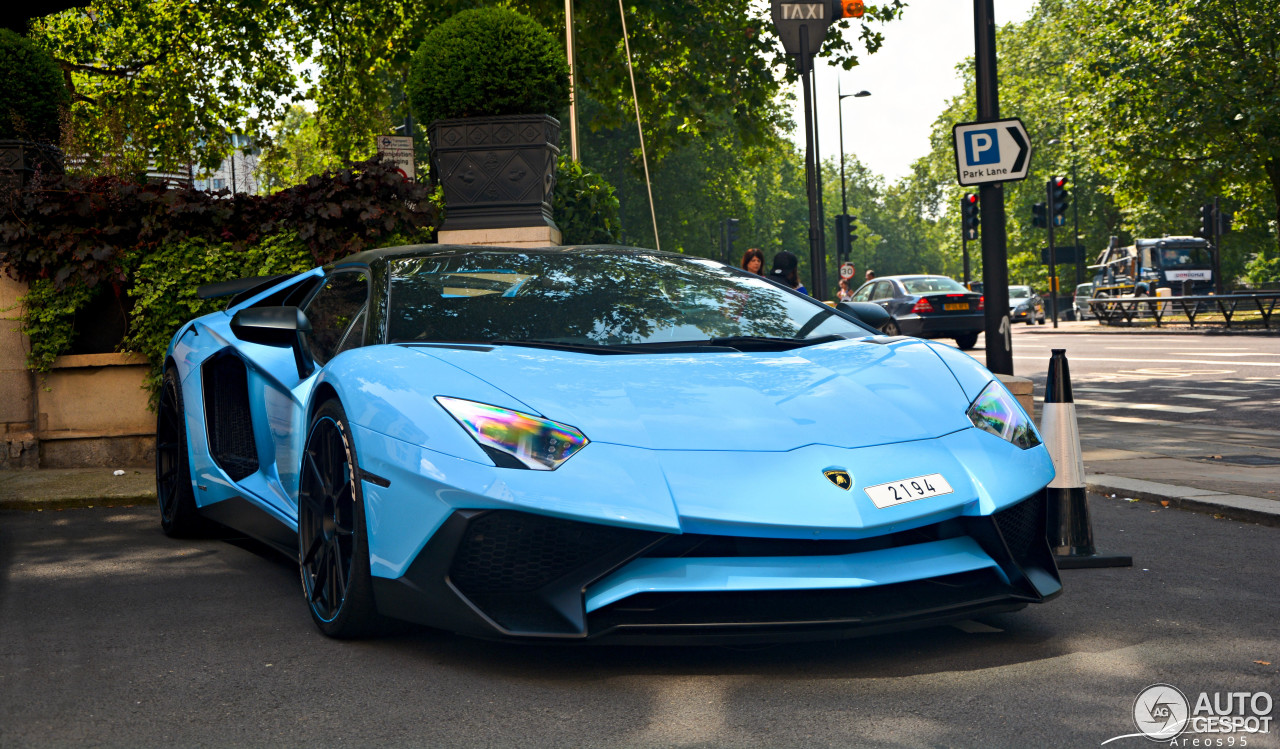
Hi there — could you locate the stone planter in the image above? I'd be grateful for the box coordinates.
[429,114,560,233]
[0,139,64,191]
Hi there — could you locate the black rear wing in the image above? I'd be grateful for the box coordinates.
[196,274,297,306]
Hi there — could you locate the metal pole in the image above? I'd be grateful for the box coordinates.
[962,230,970,286]
[974,0,1013,374]
[1047,177,1059,328]
[1212,196,1224,294]
[838,80,847,217]
[565,0,579,161]
[811,64,828,299]
[798,26,823,298]
[1071,146,1082,288]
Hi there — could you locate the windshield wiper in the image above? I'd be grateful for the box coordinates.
[705,334,846,350]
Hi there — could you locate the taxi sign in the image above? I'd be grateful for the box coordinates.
[952,118,1031,186]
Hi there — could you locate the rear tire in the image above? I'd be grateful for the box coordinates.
[298,399,385,639]
[955,333,979,350]
[881,319,901,336]
[156,367,207,537]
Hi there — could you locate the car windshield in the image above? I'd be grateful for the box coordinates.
[1009,285,1032,298]
[901,276,967,295]
[385,250,870,346]
[1156,245,1211,268]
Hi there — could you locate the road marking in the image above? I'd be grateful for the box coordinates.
[1074,387,1136,393]
[1173,393,1248,401]
[1076,413,1178,425]
[1073,398,1212,414]
[1012,355,1278,367]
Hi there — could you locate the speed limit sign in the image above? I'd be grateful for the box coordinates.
[839,262,855,279]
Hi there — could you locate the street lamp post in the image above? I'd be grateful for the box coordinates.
[836,83,871,217]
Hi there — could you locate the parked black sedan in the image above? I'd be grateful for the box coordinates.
[846,275,984,349]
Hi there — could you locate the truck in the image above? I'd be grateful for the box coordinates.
[1089,236,1214,298]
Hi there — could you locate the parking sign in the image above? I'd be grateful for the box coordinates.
[952,119,1031,186]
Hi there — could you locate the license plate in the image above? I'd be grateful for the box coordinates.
[864,473,954,509]
[944,303,969,311]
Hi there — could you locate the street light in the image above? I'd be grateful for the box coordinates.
[837,82,871,217]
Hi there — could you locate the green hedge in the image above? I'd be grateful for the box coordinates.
[407,8,570,123]
[553,157,621,245]
[0,29,69,144]
[125,233,315,398]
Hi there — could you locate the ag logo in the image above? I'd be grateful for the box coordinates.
[823,469,851,490]
[1133,683,1189,741]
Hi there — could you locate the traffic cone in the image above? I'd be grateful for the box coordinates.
[1041,349,1133,569]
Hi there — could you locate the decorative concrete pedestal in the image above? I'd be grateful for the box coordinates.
[437,225,562,248]
[1,275,37,469]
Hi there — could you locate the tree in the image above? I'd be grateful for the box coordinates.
[31,0,299,174]
[1070,0,1280,258]
[0,28,69,144]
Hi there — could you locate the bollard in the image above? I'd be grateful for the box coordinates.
[1041,349,1133,569]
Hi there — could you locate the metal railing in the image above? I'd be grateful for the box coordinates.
[1087,292,1280,329]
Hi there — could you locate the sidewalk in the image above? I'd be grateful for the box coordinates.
[3,450,1277,527]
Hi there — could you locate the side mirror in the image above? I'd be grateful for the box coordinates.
[230,306,315,379]
[837,301,893,333]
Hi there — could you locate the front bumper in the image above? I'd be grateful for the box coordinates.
[371,490,1061,644]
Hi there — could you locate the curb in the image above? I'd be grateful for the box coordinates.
[0,491,155,512]
[1087,474,1280,528]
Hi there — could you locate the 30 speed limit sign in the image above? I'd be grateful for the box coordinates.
[839,262,855,279]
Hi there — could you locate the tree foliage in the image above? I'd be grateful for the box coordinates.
[0,28,68,144]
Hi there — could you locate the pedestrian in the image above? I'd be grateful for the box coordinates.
[865,268,876,282]
[740,247,765,275]
[768,251,807,295]
[838,278,857,302]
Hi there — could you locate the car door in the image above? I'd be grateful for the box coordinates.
[264,268,371,510]
[870,281,897,315]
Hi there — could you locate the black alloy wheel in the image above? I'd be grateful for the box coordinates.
[156,367,206,537]
[298,399,383,638]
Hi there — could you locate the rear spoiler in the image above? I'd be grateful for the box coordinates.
[196,274,297,305]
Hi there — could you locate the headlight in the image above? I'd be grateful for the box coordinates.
[966,381,1041,449]
[436,396,589,470]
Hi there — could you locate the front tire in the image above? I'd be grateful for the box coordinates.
[955,333,979,350]
[298,399,384,639]
[156,367,206,537]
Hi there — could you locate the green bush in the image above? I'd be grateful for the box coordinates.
[126,233,314,398]
[0,29,69,144]
[1244,251,1280,289]
[407,7,570,123]
[12,279,94,372]
[553,157,621,245]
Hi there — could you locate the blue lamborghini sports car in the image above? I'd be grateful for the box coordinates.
[157,244,1061,643]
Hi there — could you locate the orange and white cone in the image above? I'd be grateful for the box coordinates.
[1041,349,1132,569]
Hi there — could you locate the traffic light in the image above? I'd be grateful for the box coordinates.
[961,193,980,240]
[1050,176,1069,227]
[834,214,857,260]
[1197,203,1214,238]
[1031,202,1047,228]
[1218,209,1232,235]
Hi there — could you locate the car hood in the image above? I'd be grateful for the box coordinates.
[409,338,975,452]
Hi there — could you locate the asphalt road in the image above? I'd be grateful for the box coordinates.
[1,502,1276,749]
